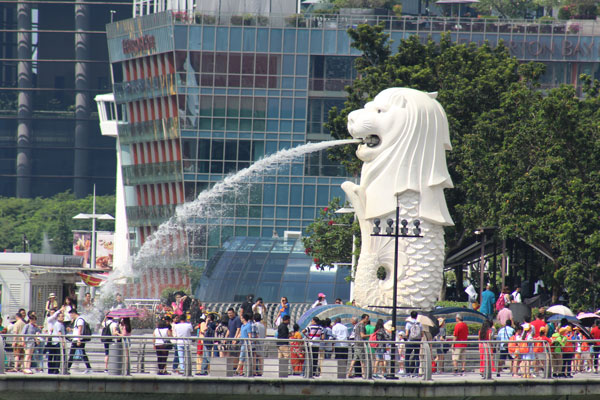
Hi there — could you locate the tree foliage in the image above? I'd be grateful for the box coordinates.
[302,198,360,270]
[0,192,115,255]
[319,24,600,309]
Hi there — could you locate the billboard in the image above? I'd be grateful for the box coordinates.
[72,231,114,269]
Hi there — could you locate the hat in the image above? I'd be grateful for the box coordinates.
[522,323,531,331]
[318,293,326,298]
[48,293,56,298]
[566,326,572,332]
[559,327,568,334]
[437,318,445,326]
[384,320,393,331]
[539,326,547,333]
[398,330,406,337]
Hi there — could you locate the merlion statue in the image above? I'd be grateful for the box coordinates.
[341,88,454,310]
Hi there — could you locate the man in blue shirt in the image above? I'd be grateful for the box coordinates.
[237,312,256,376]
[496,319,515,377]
[480,284,496,319]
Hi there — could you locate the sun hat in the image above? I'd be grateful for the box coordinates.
[318,293,326,298]
[522,323,531,331]
[48,293,56,298]
[384,320,393,331]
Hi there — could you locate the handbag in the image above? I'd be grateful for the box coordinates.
[159,329,173,350]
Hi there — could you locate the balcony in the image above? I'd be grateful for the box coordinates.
[118,117,180,145]
[113,74,177,103]
[122,160,182,186]
[126,204,178,227]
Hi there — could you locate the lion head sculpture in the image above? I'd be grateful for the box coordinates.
[347,88,454,226]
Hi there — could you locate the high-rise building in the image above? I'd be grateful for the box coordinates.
[0,0,131,198]
[105,2,599,300]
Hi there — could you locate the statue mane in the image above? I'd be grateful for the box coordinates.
[359,88,454,225]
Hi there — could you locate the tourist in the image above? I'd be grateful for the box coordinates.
[236,312,256,376]
[373,319,390,378]
[110,293,125,310]
[572,326,583,373]
[290,323,305,375]
[252,298,267,328]
[592,320,600,372]
[199,313,217,375]
[335,298,343,305]
[173,313,193,374]
[63,297,75,328]
[274,297,290,327]
[562,326,575,377]
[321,318,334,360]
[153,319,172,375]
[67,308,92,374]
[9,312,25,372]
[277,315,291,361]
[404,311,423,377]
[550,326,567,377]
[303,316,324,378]
[434,318,448,373]
[332,317,349,360]
[44,293,58,319]
[452,314,468,376]
[171,293,188,316]
[520,323,534,377]
[81,292,94,313]
[347,314,369,379]
[478,320,496,376]
[480,284,495,319]
[22,314,41,374]
[496,298,513,326]
[46,308,66,374]
[533,325,551,375]
[226,307,241,366]
[240,294,254,316]
[530,312,547,336]
[311,293,327,308]
[118,317,132,373]
[397,330,406,376]
[215,314,228,358]
[496,319,514,377]
[253,313,266,376]
[511,287,522,303]
[101,315,118,372]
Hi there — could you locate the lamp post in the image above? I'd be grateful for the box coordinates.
[73,184,114,269]
[370,194,422,378]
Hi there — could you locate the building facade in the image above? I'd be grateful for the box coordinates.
[105,9,600,298]
[0,0,131,198]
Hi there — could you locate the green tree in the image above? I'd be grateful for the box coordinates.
[0,192,115,255]
[319,23,600,309]
[302,198,360,270]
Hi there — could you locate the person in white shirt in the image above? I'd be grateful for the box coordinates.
[512,287,522,303]
[311,293,328,308]
[332,317,349,360]
[173,314,194,374]
[252,298,267,329]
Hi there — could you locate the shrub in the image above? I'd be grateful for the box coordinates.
[285,13,306,27]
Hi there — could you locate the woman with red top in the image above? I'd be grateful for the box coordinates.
[478,320,496,375]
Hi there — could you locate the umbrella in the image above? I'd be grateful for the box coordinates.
[547,314,578,323]
[508,302,532,324]
[577,312,600,327]
[106,308,144,318]
[417,314,436,327]
[547,305,574,316]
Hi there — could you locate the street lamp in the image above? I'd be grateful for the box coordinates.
[370,193,422,378]
[73,184,114,269]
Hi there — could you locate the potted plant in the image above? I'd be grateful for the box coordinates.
[285,13,307,27]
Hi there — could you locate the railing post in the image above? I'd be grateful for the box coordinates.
[364,341,372,380]
[60,339,67,375]
[303,340,311,379]
[0,336,5,375]
[544,340,552,379]
[483,341,492,380]
[423,341,432,381]
[139,341,146,373]
[185,340,192,377]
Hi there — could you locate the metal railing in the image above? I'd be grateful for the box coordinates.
[1,334,598,380]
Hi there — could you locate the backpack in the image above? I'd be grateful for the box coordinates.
[495,294,506,312]
[101,321,113,343]
[77,317,92,342]
[369,329,379,348]
[408,321,422,340]
[204,321,216,338]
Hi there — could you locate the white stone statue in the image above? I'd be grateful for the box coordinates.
[341,88,454,310]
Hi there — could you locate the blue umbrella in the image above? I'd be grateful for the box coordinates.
[547,314,578,323]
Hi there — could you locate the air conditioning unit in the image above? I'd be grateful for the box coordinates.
[283,231,301,240]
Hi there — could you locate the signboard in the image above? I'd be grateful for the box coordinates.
[72,231,114,270]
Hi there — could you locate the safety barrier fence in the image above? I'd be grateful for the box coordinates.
[1,334,599,380]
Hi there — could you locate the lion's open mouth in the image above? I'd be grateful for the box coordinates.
[362,135,381,148]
